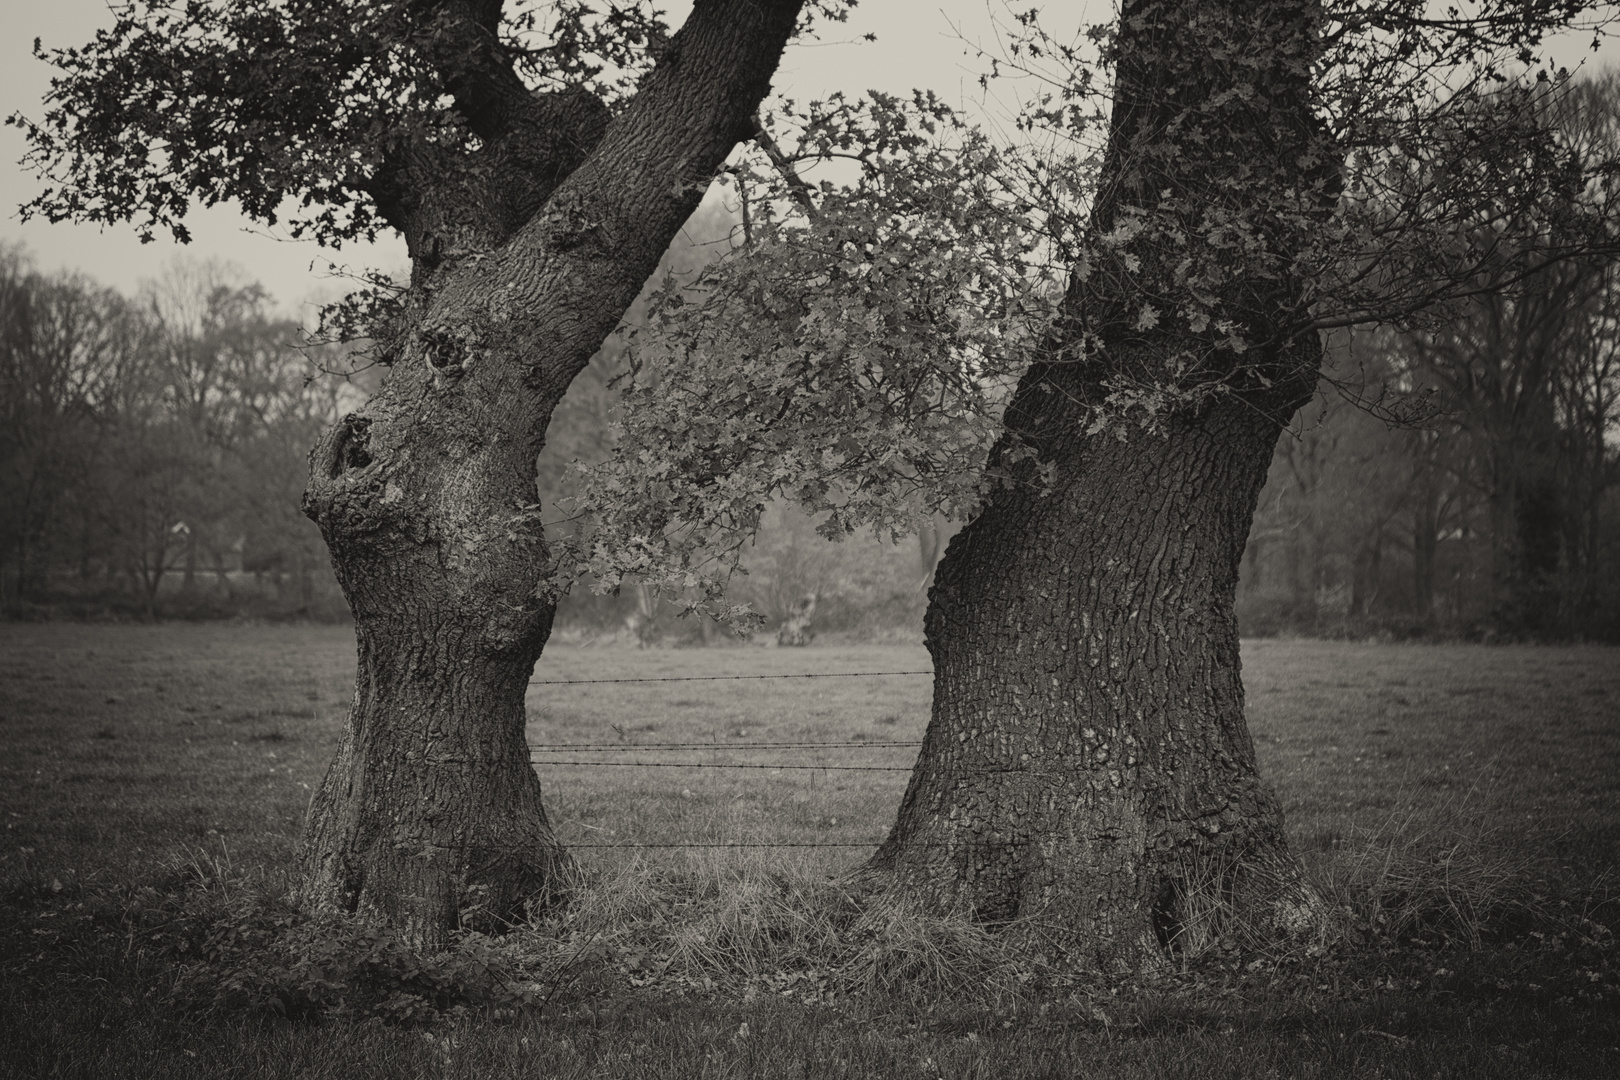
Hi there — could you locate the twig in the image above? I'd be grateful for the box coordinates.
[752,112,820,221]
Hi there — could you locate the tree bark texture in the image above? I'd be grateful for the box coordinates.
[867,368,1320,968]
[864,0,1331,968]
[299,0,804,945]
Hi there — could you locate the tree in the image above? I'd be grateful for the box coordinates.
[0,252,340,619]
[572,1,1618,965]
[16,0,812,944]
[1240,331,1422,634]
[1402,152,1618,632]
[105,262,308,611]
[0,249,144,609]
[863,0,1332,963]
[224,335,360,616]
[1240,74,1620,641]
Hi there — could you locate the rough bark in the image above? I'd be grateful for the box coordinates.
[862,0,1331,968]
[865,362,1320,969]
[299,0,804,945]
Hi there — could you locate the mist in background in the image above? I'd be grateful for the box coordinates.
[3,3,1617,641]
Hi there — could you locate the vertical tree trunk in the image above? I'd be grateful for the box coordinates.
[294,549,313,613]
[1513,457,1564,633]
[1486,443,1565,636]
[1284,450,1323,629]
[1288,522,1321,628]
[1242,535,1264,597]
[1350,543,1369,618]
[297,588,569,938]
[862,0,1330,967]
[297,0,804,945]
[182,525,198,592]
[1367,534,1383,613]
[1412,453,1440,622]
[10,535,27,606]
[866,369,1318,967]
[139,522,165,621]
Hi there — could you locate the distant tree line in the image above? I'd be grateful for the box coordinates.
[0,232,932,635]
[6,225,1615,641]
[0,246,352,619]
[1231,74,1620,644]
[1240,261,1620,642]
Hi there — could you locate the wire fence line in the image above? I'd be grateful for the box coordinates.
[530,740,919,751]
[564,840,887,850]
[530,670,931,686]
[532,759,912,772]
[531,667,926,850]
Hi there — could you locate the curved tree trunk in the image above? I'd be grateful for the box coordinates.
[297,0,804,946]
[867,375,1318,968]
[862,0,1332,968]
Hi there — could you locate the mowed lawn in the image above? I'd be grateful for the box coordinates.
[2,623,1618,1079]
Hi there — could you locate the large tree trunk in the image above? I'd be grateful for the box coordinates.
[866,367,1319,968]
[862,0,1330,968]
[298,599,568,938]
[298,0,804,945]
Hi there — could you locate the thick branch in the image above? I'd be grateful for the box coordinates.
[424,0,808,397]
[366,84,611,272]
[306,0,807,548]
[413,0,535,141]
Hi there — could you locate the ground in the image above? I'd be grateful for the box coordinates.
[1,624,1617,1078]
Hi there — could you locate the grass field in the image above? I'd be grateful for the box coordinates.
[2,623,1618,1078]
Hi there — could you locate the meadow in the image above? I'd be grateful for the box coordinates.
[1,623,1617,1078]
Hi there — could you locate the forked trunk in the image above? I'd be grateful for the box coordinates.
[297,0,804,945]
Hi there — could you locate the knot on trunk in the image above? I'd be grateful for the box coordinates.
[541,190,609,255]
[419,325,481,378]
[304,412,418,543]
[334,414,373,475]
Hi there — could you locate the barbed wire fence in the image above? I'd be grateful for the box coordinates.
[528,668,931,851]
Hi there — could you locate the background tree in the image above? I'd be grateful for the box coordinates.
[0,250,346,618]
[1242,330,1421,633]
[1241,75,1620,641]
[104,264,307,614]
[0,247,144,610]
[1400,189,1620,633]
[570,0,1619,966]
[15,0,814,944]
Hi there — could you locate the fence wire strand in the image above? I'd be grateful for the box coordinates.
[530,666,928,849]
[532,759,911,772]
[530,740,918,751]
[530,670,930,685]
[563,841,886,849]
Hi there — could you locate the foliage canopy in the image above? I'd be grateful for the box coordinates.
[10,1,676,245]
[562,1,1620,613]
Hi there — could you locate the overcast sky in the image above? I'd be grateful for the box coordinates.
[3,1,1612,321]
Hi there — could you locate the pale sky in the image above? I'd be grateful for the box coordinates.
[2,1,1612,321]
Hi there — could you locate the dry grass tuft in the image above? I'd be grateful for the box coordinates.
[516,856,1050,1008]
[839,890,1039,1001]
[1314,792,1543,950]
